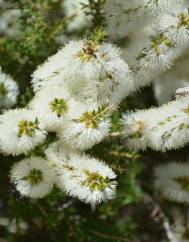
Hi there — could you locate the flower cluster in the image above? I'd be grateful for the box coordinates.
[121,95,189,151]
[47,152,117,206]
[2,0,189,240]
[104,0,180,39]
[32,39,133,106]
[105,0,189,93]
[1,39,133,205]
[104,1,189,237]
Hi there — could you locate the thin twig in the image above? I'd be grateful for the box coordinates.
[36,204,58,242]
[90,230,129,241]
[145,194,177,242]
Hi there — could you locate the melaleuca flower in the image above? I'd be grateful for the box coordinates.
[77,53,133,107]
[0,109,46,155]
[32,40,133,106]
[0,69,19,108]
[121,26,154,66]
[121,109,155,151]
[121,96,189,151]
[58,103,111,150]
[154,162,189,203]
[160,5,189,46]
[121,3,189,91]
[134,31,177,87]
[29,85,75,131]
[137,4,189,84]
[104,0,182,39]
[148,96,189,151]
[45,141,81,186]
[62,0,90,32]
[45,140,81,172]
[10,157,55,199]
[56,154,117,205]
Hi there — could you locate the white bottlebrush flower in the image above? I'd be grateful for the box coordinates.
[45,140,81,172]
[10,157,55,199]
[121,25,155,66]
[29,85,75,131]
[148,96,189,151]
[123,4,189,91]
[45,141,81,186]
[104,0,182,39]
[0,109,47,156]
[160,6,189,46]
[77,51,133,106]
[154,162,189,204]
[0,69,19,108]
[133,31,178,88]
[120,109,156,151]
[62,0,90,32]
[58,102,111,150]
[56,154,117,205]
[121,96,189,151]
[32,40,133,106]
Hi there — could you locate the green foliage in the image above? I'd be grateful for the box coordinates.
[89,27,108,44]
